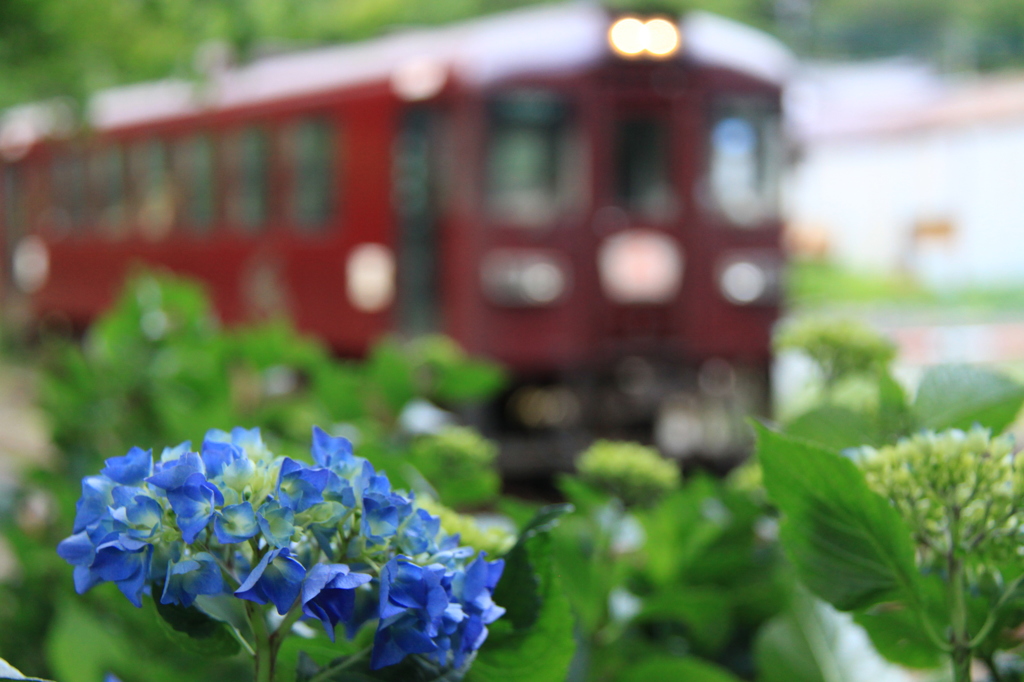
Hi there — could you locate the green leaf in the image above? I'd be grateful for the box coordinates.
[465,505,575,682]
[756,587,928,682]
[756,425,920,611]
[0,658,53,682]
[492,504,573,629]
[784,405,882,451]
[914,364,1024,434]
[464,535,575,682]
[617,656,743,682]
[153,598,240,657]
[876,371,913,441]
[853,607,944,669]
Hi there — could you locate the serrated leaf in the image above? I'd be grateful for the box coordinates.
[756,425,920,612]
[464,535,575,682]
[853,607,943,669]
[153,599,240,657]
[617,656,743,682]
[784,405,883,451]
[0,658,53,682]
[914,364,1024,434]
[492,504,573,629]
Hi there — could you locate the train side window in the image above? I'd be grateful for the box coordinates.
[129,139,174,240]
[175,134,216,234]
[226,127,269,233]
[289,118,334,232]
[486,91,575,228]
[707,101,782,227]
[50,151,88,233]
[3,164,26,242]
[90,146,126,238]
[616,116,677,222]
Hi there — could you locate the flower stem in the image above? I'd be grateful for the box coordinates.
[247,602,275,682]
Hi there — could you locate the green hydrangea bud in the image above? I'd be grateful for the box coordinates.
[416,497,515,556]
[859,427,1024,567]
[408,426,501,509]
[775,318,896,386]
[577,440,680,507]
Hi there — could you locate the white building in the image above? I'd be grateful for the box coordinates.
[787,61,1024,290]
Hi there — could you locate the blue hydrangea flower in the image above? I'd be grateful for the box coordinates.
[213,502,259,544]
[362,493,402,547]
[101,447,153,486]
[90,535,154,607]
[449,554,506,667]
[372,557,460,669]
[147,451,205,491]
[235,547,306,615]
[72,475,116,533]
[57,425,507,676]
[395,508,441,556]
[256,499,296,548]
[200,440,245,479]
[311,427,357,475]
[277,458,330,512]
[109,493,163,540]
[301,564,373,641]
[166,472,225,544]
[161,552,225,607]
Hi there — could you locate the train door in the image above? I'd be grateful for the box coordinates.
[592,88,688,350]
[394,107,441,336]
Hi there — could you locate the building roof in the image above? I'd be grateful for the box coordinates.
[789,60,1024,143]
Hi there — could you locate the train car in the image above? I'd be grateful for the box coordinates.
[0,4,792,470]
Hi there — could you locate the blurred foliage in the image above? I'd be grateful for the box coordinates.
[551,463,786,682]
[774,317,896,390]
[786,259,1024,312]
[775,316,1024,452]
[7,0,1024,113]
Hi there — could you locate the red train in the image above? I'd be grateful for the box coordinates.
[0,4,790,468]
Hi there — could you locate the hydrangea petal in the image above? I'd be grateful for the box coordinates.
[101,447,153,486]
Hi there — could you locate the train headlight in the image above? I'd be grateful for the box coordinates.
[346,243,395,313]
[608,16,681,59]
[13,235,49,294]
[599,230,683,305]
[716,252,780,305]
[481,250,569,307]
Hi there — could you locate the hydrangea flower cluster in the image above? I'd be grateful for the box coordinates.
[57,426,505,672]
[859,427,1024,568]
[577,440,680,507]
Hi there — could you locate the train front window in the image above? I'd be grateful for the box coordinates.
[486,92,574,228]
[3,164,26,241]
[176,135,216,233]
[616,116,676,221]
[227,127,269,233]
[290,118,334,232]
[708,101,782,227]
